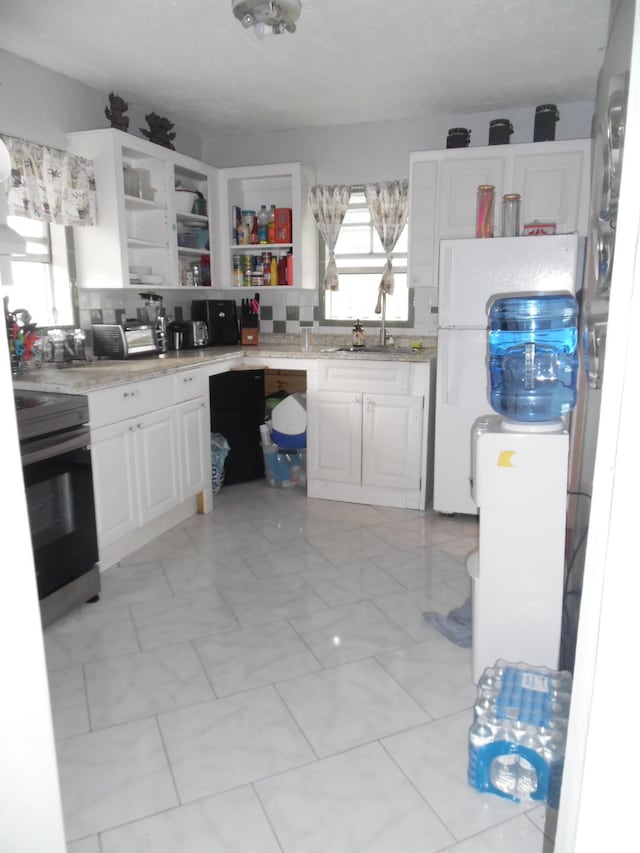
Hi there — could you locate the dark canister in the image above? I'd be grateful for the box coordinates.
[534,104,559,142]
[446,127,471,149]
[488,118,514,145]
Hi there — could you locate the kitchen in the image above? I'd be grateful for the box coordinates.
[0,1,637,851]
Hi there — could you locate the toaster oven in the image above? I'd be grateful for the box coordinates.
[92,323,160,358]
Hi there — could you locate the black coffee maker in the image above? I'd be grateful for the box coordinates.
[191,299,239,346]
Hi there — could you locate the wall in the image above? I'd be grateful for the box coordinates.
[563,0,633,672]
[0,49,203,159]
[198,103,594,339]
[202,102,594,182]
[0,46,596,341]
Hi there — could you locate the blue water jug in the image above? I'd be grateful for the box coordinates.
[488,293,579,422]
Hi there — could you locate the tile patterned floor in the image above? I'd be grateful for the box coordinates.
[45,481,556,852]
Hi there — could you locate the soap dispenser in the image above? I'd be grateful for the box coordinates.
[352,319,365,348]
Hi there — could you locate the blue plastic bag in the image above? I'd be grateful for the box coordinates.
[210,433,230,495]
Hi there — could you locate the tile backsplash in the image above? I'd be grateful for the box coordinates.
[79,288,317,337]
[78,285,437,340]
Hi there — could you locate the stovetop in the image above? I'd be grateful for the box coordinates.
[14,390,89,440]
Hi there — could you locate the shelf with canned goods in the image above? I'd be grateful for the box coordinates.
[217,161,317,289]
[232,248,293,287]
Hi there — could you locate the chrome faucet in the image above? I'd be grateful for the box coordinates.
[379,289,387,346]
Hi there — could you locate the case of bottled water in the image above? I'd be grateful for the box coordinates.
[468,660,572,808]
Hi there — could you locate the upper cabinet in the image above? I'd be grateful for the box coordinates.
[408,139,591,295]
[67,129,218,289]
[215,162,317,289]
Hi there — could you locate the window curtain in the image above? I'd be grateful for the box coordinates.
[309,185,351,290]
[364,180,409,313]
[0,134,97,226]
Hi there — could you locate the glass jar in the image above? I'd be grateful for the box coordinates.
[190,262,201,287]
[446,127,471,149]
[534,104,559,142]
[488,118,513,145]
[501,194,521,237]
[123,165,140,197]
[476,185,495,238]
[239,210,255,246]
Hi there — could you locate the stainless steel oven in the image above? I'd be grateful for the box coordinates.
[15,391,100,626]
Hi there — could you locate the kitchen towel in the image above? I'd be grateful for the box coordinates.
[423,598,472,647]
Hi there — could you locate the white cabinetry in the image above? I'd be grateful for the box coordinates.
[67,128,218,290]
[307,359,434,510]
[89,370,210,569]
[216,162,317,289]
[408,139,591,332]
[174,369,209,500]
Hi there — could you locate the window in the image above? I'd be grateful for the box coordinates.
[2,216,76,327]
[321,188,409,324]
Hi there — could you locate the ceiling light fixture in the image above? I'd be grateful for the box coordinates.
[232,0,301,38]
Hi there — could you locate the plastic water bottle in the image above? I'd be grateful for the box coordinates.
[257,205,269,244]
[267,204,276,243]
[488,293,579,422]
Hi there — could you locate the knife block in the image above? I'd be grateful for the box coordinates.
[241,327,259,346]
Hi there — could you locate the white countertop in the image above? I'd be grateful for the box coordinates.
[13,343,436,395]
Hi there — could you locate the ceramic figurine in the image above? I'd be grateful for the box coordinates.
[140,112,176,150]
[105,92,129,132]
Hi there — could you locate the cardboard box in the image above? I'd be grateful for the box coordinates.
[274,208,292,243]
[523,221,557,235]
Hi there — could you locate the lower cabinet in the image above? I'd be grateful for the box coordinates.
[307,360,434,510]
[91,407,180,546]
[89,370,210,569]
[175,396,209,499]
[308,391,422,491]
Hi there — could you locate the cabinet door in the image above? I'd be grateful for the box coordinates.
[408,159,438,289]
[437,157,505,238]
[511,149,589,235]
[90,421,140,547]
[176,397,209,499]
[307,391,362,484]
[361,394,423,491]
[134,407,180,524]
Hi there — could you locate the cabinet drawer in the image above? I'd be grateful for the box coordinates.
[316,361,411,394]
[174,368,206,403]
[89,375,174,428]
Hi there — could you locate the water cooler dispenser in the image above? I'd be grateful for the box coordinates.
[466,293,578,807]
[469,293,579,684]
[470,415,569,683]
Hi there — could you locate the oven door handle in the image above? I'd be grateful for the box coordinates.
[21,427,90,466]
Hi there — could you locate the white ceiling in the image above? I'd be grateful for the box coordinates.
[0,0,610,137]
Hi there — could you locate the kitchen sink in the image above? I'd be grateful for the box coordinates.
[337,344,418,354]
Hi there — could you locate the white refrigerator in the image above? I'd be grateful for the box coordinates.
[433,233,582,515]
